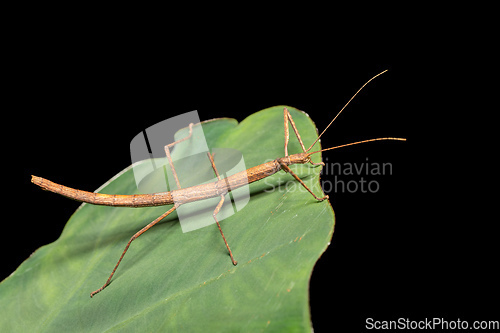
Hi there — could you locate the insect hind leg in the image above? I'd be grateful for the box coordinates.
[164,123,194,190]
[90,205,178,298]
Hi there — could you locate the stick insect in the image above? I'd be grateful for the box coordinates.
[31,70,405,297]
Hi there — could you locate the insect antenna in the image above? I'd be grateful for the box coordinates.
[308,137,406,156]
[306,69,389,152]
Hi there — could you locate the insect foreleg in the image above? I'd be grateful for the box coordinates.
[284,108,324,166]
[280,163,329,202]
[284,107,307,156]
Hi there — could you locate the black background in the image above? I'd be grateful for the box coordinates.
[6,22,497,332]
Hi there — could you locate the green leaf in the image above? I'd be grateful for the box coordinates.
[1,106,334,332]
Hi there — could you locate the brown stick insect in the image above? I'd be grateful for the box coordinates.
[31,70,405,297]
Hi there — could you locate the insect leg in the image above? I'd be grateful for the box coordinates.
[284,107,307,154]
[213,194,237,266]
[207,152,221,180]
[284,108,324,166]
[206,153,237,265]
[284,108,290,157]
[280,163,329,202]
[164,123,194,190]
[90,205,177,298]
